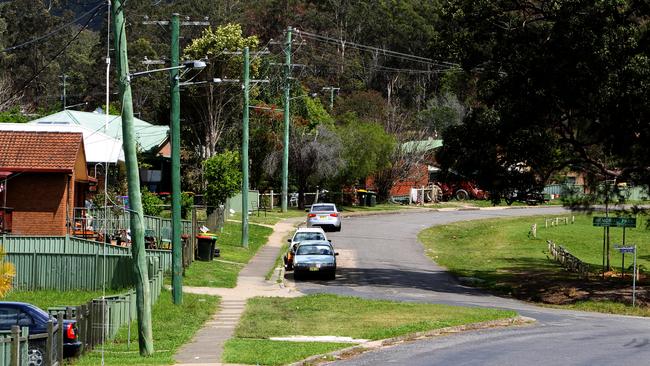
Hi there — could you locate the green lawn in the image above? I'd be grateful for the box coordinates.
[418,213,650,313]
[73,290,218,365]
[3,290,122,310]
[223,294,516,365]
[182,221,273,288]
[248,208,306,226]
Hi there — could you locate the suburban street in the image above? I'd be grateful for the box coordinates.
[288,208,650,365]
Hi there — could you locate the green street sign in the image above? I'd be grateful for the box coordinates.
[593,217,637,228]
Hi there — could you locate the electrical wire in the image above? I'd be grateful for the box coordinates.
[0,3,107,106]
[101,1,111,365]
[295,29,459,70]
[0,1,106,53]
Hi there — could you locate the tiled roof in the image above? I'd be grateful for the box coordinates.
[0,131,83,172]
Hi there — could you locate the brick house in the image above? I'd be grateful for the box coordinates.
[366,138,442,198]
[0,131,89,235]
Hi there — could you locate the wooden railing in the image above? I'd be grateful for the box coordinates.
[547,240,590,279]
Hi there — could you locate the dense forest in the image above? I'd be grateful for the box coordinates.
[0,0,648,204]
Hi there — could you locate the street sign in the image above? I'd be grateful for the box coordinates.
[592,217,636,228]
[615,246,635,254]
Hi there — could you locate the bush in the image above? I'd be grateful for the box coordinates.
[141,188,164,216]
[203,151,242,207]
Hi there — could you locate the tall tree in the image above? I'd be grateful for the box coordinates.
[182,24,259,158]
[438,0,650,199]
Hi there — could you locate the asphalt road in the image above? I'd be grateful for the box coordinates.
[288,207,650,365]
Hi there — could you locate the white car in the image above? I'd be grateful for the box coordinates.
[306,203,341,231]
[284,227,329,270]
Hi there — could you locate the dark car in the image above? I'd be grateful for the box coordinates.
[505,190,548,205]
[0,302,82,364]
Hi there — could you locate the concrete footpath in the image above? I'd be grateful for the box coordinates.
[174,217,304,365]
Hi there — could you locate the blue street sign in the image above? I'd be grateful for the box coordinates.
[615,246,635,253]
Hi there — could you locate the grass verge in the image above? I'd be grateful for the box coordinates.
[265,242,288,281]
[249,208,306,226]
[182,221,273,288]
[223,294,516,365]
[223,339,347,366]
[418,213,650,312]
[545,300,650,317]
[3,290,123,310]
[73,289,219,365]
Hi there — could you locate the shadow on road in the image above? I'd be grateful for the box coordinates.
[286,266,492,297]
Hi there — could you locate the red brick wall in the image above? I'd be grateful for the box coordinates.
[5,173,71,235]
[389,164,430,196]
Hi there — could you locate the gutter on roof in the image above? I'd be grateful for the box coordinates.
[0,168,74,174]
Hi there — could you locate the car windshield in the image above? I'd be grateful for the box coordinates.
[311,204,335,212]
[294,232,325,241]
[296,245,333,256]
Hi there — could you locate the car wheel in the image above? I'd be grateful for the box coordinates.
[293,271,302,281]
[326,270,336,280]
[455,189,469,201]
[28,342,46,366]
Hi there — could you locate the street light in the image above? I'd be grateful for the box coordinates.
[128,40,206,304]
[129,60,206,79]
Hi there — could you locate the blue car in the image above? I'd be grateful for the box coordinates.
[0,302,82,364]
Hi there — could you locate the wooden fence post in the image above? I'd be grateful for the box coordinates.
[76,305,85,353]
[57,311,64,364]
[46,316,54,365]
[10,325,19,366]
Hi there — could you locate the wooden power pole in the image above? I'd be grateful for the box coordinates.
[111,0,154,355]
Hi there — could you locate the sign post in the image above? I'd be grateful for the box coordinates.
[615,245,637,307]
[633,244,637,307]
[593,217,636,275]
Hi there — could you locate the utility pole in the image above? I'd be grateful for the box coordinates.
[241,47,250,248]
[170,13,183,304]
[60,74,67,109]
[322,86,340,111]
[142,15,208,305]
[281,26,292,213]
[112,0,153,355]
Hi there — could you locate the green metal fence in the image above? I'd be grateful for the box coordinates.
[0,327,28,366]
[49,257,165,353]
[1,236,171,291]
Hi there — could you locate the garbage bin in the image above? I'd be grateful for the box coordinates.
[367,192,377,207]
[196,234,217,261]
[356,190,368,206]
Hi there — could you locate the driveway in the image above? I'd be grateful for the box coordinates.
[287,207,650,365]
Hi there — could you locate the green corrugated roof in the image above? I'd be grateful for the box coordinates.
[28,110,169,152]
[401,138,443,153]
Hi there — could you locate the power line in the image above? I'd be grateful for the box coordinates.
[294,29,459,70]
[0,1,106,53]
[0,3,106,106]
